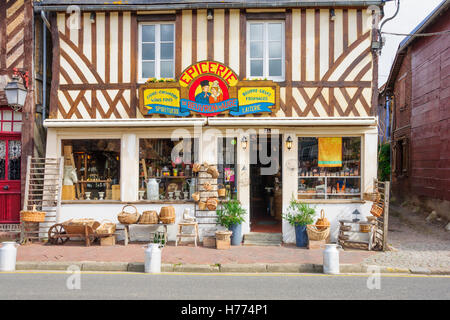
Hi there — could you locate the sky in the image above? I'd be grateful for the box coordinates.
[378,0,444,87]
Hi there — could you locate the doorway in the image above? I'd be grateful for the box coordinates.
[249,133,282,233]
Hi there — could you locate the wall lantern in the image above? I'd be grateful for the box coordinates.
[207,9,214,20]
[5,72,28,112]
[285,136,293,150]
[90,12,96,23]
[241,136,248,150]
[330,9,336,21]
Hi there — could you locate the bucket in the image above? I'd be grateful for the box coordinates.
[0,242,20,272]
[144,243,161,273]
[323,244,340,274]
[229,223,242,246]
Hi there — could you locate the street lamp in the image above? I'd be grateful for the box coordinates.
[4,73,28,111]
[241,136,248,150]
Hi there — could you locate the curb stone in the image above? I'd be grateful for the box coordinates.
[173,264,219,273]
[127,263,174,272]
[81,261,128,272]
[220,263,267,273]
[16,261,82,271]
[409,267,432,275]
[266,263,304,273]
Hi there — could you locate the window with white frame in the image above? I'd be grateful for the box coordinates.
[247,21,285,81]
[139,23,175,81]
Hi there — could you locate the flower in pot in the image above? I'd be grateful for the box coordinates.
[216,199,246,246]
[283,197,316,247]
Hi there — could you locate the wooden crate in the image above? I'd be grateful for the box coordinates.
[308,239,327,250]
[202,236,216,248]
[100,235,116,246]
[216,238,230,250]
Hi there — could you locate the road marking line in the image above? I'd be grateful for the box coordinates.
[1,271,449,278]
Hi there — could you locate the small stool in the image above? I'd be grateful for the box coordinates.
[176,221,199,247]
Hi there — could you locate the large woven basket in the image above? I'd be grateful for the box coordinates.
[370,202,384,217]
[117,204,140,224]
[306,224,330,241]
[96,219,116,235]
[139,210,159,224]
[215,230,232,241]
[20,205,46,222]
[159,206,175,224]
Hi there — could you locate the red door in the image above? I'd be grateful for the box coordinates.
[0,109,22,223]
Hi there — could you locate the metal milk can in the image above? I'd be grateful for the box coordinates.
[146,178,161,201]
[323,244,340,274]
[187,179,196,198]
[0,242,20,272]
[144,243,161,273]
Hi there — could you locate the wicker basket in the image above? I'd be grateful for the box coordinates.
[139,210,159,224]
[306,224,330,241]
[203,182,212,191]
[339,234,349,241]
[207,165,219,179]
[366,216,377,224]
[215,230,232,241]
[206,197,218,211]
[359,223,372,233]
[218,184,226,197]
[370,202,384,217]
[192,163,202,173]
[117,204,140,224]
[340,225,352,231]
[96,219,116,235]
[198,201,207,210]
[159,206,175,224]
[315,209,330,231]
[192,192,200,202]
[20,205,46,223]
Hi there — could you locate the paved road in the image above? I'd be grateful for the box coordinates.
[0,272,449,300]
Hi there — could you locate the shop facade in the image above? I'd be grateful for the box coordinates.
[38,1,383,243]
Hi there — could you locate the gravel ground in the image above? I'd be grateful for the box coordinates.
[363,204,450,270]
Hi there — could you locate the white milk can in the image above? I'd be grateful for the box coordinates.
[146,178,160,201]
[0,242,20,272]
[323,244,340,274]
[144,243,161,273]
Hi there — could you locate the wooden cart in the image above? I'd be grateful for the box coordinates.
[47,220,114,246]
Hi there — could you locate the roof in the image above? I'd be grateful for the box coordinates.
[35,0,388,11]
[383,0,450,93]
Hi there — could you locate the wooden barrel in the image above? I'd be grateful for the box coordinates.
[159,206,175,224]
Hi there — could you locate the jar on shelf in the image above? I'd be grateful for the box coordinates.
[162,166,170,176]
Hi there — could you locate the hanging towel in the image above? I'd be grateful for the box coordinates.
[318,137,342,167]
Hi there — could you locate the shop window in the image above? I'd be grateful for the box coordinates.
[0,109,22,133]
[139,23,175,81]
[298,137,361,200]
[61,139,121,201]
[247,21,285,81]
[139,138,198,201]
[217,137,238,200]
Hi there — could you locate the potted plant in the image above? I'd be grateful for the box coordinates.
[216,199,246,245]
[283,197,316,247]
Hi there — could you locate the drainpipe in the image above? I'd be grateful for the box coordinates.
[41,11,51,124]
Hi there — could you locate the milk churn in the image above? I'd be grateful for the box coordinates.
[0,242,20,272]
[146,178,161,201]
[144,243,161,273]
[323,244,340,274]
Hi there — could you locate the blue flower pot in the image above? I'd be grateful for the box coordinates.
[295,225,308,247]
[229,223,243,246]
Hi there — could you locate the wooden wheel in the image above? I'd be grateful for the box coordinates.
[48,224,68,245]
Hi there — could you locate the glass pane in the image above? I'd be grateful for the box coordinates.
[142,61,155,78]
[2,122,11,132]
[269,41,282,58]
[250,60,263,77]
[250,41,263,59]
[250,23,263,41]
[160,61,174,78]
[268,23,282,40]
[160,43,174,60]
[13,111,22,121]
[8,140,21,180]
[298,177,326,200]
[142,43,155,60]
[142,25,155,42]
[3,110,12,120]
[160,24,174,41]
[269,59,282,77]
[12,122,22,132]
[0,141,5,180]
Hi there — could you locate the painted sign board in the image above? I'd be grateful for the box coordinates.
[139,61,280,117]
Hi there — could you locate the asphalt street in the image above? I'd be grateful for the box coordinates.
[0,272,449,300]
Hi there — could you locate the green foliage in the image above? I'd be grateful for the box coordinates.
[378,143,391,181]
[283,197,316,227]
[216,199,246,229]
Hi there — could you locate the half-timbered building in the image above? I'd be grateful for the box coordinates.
[36,0,385,243]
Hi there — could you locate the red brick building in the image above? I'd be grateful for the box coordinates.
[381,0,450,218]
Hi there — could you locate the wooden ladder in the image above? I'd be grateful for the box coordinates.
[21,156,63,242]
[373,178,390,251]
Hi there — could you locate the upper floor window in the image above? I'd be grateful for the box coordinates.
[0,109,22,133]
[247,21,285,81]
[139,23,175,82]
